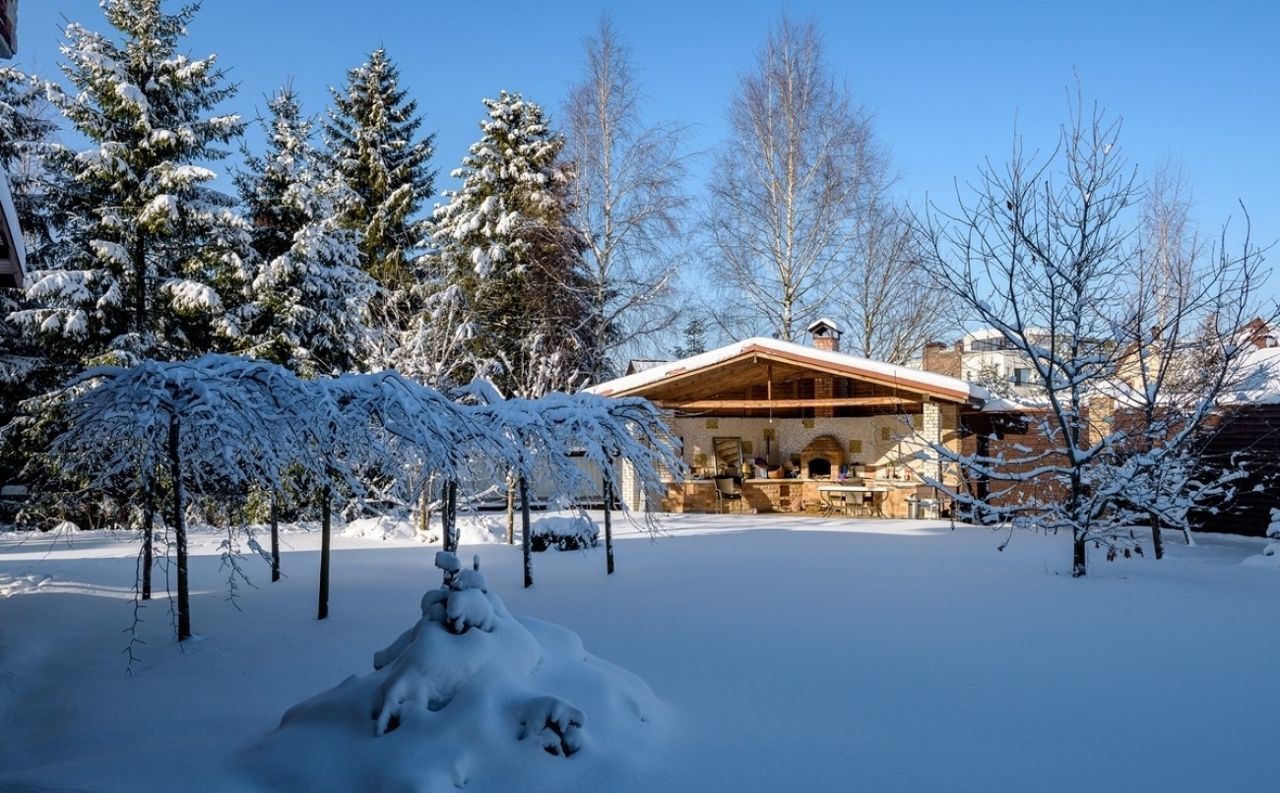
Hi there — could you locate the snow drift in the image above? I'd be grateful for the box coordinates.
[242,551,664,792]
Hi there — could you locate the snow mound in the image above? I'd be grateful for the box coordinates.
[241,552,664,792]
[340,516,429,542]
[340,516,504,546]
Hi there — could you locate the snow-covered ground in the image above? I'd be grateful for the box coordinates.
[1,513,1276,792]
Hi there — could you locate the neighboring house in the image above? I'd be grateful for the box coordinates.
[587,319,989,517]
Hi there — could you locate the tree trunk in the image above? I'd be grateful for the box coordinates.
[168,416,190,641]
[132,232,147,336]
[520,476,532,588]
[446,479,458,552]
[1182,524,1196,547]
[604,479,615,575]
[318,488,331,620]
[141,477,154,600]
[418,481,429,536]
[506,471,516,545]
[270,493,280,583]
[1072,533,1087,578]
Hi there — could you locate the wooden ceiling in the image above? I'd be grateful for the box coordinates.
[618,350,962,418]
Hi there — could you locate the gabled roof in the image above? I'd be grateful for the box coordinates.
[588,337,988,405]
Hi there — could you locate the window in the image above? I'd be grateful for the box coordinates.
[1011,368,1033,385]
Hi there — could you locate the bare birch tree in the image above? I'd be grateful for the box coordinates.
[838,198,944,363]
[563,14,688,379]
[705,16,884,342]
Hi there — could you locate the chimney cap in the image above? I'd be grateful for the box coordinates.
[806,317,843,337]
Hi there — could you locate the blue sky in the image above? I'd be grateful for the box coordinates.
[13,0,1280,302]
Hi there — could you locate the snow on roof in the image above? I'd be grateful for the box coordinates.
[1222,345,1280,405]
[806,317,843,334]
[588,337,989,402]
[624,359,670,375]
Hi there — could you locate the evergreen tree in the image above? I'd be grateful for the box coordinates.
[672,317,707,359]
[12,0,251,367]
[236,87,378,377]
[0,68,69,487]
[323,48,435,290]
[432,90,593,397]
[0,67,63,261]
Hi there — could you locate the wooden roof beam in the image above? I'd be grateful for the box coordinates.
[658,396,920,410]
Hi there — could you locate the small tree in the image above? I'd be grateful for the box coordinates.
[919,95,1270,577]
[45,355,324,639]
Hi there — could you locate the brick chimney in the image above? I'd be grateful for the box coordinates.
[922,340,962,378]
[807,318,842,352]
[807,319,842,417]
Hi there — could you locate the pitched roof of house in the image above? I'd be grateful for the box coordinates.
[588,336,989,404]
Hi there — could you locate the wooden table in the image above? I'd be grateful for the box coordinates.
[817,484,892,517]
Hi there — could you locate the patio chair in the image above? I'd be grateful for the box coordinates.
[819,489,846,516]
[714,476,743,514]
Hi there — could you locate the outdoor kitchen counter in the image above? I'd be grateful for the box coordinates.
[661,478,921,515]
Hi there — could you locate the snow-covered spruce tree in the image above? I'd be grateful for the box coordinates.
[323,48,435,292]
[236,86,379,377]
[919,98,1269,577]
[433,91,593,397]
[0,67,64,262]
[12,0,250,367]
[0,67,71,487]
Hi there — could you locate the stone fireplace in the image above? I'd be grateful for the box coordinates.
[800,434,844,480]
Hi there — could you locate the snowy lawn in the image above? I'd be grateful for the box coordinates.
[0,514,1276,792]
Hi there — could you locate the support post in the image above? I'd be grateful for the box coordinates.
[168,415,190,642]
[141,474,154,600]
[604,479,615,575]
[520,476,532,588]
[318,487,331,620]
[270,492,280,582]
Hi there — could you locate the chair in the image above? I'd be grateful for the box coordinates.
[819,489,846,516]
[714,476,743,514]
[848,491,874,518]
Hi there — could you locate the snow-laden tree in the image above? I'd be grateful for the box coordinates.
[324,48,435,291]
[919,97,1271,577]
[11,0,251,367]
[237,86,379,377]
[0,67,69,486]
[433,90,593,397]
[0,66,63,262]
[563,14,688,380]
[457,379,684,585]
[370,279,480,390]
[45,355,326,640]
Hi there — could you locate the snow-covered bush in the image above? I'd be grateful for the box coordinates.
[243,551,664,790]
[1242,508,1280,568]
[530,515,599,552]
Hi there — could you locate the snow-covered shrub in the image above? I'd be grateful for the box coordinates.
[243,551,664,790]
[530,515,599,552]
[1242,508,1280,568]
